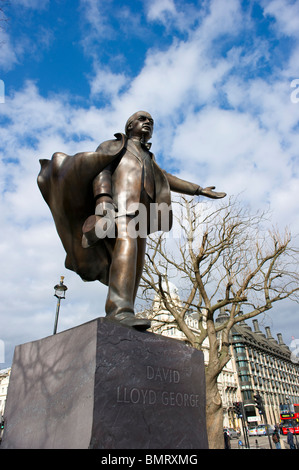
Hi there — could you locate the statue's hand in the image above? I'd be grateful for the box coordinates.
[82,197,117,248]
[196,186,226,199]
[95,197,118,216]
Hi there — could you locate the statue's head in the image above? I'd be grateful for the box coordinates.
[125,111,154,142]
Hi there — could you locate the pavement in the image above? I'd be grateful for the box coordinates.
[229,434,295,449]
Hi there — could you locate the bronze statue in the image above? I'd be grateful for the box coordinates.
[38,111,226,330]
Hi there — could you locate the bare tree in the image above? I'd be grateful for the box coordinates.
[138,195,299,449]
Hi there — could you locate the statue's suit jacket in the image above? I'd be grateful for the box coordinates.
[37,133,200,285]
[94,137,157,217]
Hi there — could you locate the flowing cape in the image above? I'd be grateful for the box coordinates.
[37,133,127,285]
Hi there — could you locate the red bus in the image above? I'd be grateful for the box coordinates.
[280,404,299,435]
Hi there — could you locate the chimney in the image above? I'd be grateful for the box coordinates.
[277,333,285,345]
[265,326,278,344]
[239,320,252,330]
[216,309,229,324]
[277,333,290,352]
[252,319,263,335]
[265,326,272,338]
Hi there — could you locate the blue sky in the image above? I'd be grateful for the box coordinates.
[0,0,299,368]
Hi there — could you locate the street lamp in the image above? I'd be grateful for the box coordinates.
[53,276,68,335]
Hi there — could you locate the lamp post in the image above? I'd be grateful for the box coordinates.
[53,276,68,335]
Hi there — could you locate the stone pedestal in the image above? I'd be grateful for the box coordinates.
[1,318,208,449]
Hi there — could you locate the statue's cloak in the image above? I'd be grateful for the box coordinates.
[37,134,128,285]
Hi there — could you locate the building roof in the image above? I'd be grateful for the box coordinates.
[215,309,291,360]
[0,368,11,377]
[231,319,291,360]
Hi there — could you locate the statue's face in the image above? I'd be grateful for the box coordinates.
[127,112,154,141]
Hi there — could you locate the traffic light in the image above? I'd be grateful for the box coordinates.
[254,393,264,414]
[0,417,4,430]
[233,402,243,417]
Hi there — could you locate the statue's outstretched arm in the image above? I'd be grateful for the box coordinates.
[164,171,226,199]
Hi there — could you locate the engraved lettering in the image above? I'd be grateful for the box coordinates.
[176,392,183,406]
[117,386,130,403]
[149,389,156,405]
[141,388,148,403]
[116,386,157,405]
[173,370,180,383]
[146,365,154,380]
[146,365,181,383]
[130,388,140,404]
[160,391,200,407]
[155,368,162,381]
[161,391,169,406]
[117,370,200,408]
[184,393,189,406]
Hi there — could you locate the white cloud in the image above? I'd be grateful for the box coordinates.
[0,83,110,365]
[145,0,243,37]
[146,0,177,22]
[0,31,18,71]
[172,108,282,179]
[196,0,243,42]
[270,177,299,230]
[89,68,128,98]
[79,0,115,53]
[3,82,72,138]
[1,0,299,366]
[0,18,55,74]
[262,0,299,39]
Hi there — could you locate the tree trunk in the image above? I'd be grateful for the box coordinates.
[205,372,224,449]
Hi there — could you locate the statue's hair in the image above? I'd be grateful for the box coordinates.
[125,111,153,135]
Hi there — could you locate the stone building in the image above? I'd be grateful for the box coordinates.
[147,286,299,428]
[0,368,11,417]
[229,317,299,426]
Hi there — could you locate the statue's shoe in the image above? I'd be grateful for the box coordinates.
[107,311,151,330]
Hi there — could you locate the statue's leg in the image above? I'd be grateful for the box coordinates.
[133,235,147,302]
[105,216,150,330]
